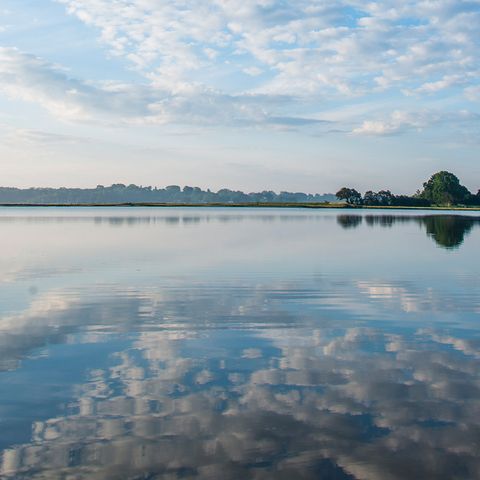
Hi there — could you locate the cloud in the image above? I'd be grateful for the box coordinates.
[2,1,479,132]
[0,47,330,128]
[0,47,158,121]
[352,109,480,136]
[56,0,480,98]
[243,66,263,77]
[409,74,465,95]
[352,110,432,136]
[4,127,89,146]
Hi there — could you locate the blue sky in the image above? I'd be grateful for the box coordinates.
[0,0,479,193]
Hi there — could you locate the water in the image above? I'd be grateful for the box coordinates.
[0,207,479,480]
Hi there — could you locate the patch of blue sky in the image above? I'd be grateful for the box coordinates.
[395,17,429,28]
[0,0,143,84]
[330,5,365,28]
[258,2,305,26]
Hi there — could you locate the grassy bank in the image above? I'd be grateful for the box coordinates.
[0,202,349,208]
[1,202,480,210]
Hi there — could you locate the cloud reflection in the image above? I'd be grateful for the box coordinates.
[0,280,479,479]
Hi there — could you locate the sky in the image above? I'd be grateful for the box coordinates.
[0,0,479,193]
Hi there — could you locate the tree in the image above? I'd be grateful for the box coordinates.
[465,189,480,206]
[362,190,394,206]
[336,187,362,205]
[376,190,394,206]
[363,190,378,206]
[420,171,470,206]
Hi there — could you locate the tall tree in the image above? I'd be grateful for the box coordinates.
[336,187,362,205]
[420,171,470,206]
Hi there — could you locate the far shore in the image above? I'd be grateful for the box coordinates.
[1,202,480,211]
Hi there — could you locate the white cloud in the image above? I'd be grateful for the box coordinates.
[352,108,480,136]
[242,66,263,77]
[0,47,158,121]
[56,0,480,97]
[0,47,328,128]
[410,74,465,95]
[352,110,431,136]
[1,1,479,133]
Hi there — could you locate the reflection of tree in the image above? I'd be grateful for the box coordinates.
[420,215,476,249]
[338,214,480,250]
[4,213,478,250]
[365,215,397,228]
[336,215,363,229]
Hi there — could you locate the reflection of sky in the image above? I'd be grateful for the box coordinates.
[0,208,479,479]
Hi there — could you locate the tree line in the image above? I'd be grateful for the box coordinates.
[336,171,480,207]
[0,184,337,204]
[1,171,477,206]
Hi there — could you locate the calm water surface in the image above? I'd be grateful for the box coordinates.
[0,208,479,479]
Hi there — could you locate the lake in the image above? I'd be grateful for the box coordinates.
[0,207,479,480]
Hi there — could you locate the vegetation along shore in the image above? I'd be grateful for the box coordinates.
[0,171,478,209]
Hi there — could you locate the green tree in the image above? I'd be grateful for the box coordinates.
[420,171,470,206]
[336,187,362,205]
[363,190,394,206]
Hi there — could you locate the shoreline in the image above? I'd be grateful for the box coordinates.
[0,202,479,211]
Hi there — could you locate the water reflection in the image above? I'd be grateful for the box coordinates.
[1,208,479,250]
[336,215,363,229]
[337,214,480,249]
[0,279,479,479]
[0,208,479,479]
[421,216,477,249]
